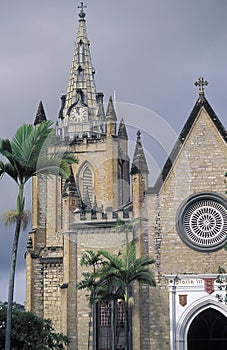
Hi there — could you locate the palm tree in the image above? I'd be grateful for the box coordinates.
[113,218,140,243]
[0,121,77,350]
[78,250,104,350]
[78,250,122,350]
[97,240,156,350]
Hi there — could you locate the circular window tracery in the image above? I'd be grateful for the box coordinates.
[176,193,227,252]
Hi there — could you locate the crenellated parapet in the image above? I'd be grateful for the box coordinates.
[73,206,132,224]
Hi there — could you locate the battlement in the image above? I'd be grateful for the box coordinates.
[52,131,107,146]
[73,206,132,224]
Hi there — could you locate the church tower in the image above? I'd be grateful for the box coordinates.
[26,3,227,350]
[26,3,131,347]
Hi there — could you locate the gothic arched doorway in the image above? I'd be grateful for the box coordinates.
[187,308,227,350]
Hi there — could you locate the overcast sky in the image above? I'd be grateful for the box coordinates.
[0,0,227,304]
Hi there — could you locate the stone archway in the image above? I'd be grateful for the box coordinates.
[187,308,227,350]
[175,296,227,350]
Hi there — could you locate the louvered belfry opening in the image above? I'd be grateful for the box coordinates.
[82,167,93,203]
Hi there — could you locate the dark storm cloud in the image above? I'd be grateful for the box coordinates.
[0,0,226,302]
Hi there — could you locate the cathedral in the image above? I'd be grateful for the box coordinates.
[25,3,227,350]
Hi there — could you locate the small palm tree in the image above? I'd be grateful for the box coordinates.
[0,121,77,350]
[78,250,104,350]
[113,218,140,243]
[97,240,156,350]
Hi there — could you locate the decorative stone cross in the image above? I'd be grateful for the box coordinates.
[78,2,87,20]
[194,77,208,96]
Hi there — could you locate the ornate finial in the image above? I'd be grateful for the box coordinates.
[78,2,86,21]
[194,77,208,97]
[136,130,142,145]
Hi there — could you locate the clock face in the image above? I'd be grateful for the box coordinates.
[70,106,88,122]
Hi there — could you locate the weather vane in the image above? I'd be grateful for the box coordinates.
[78,2,87,20]
[194,77,208,97]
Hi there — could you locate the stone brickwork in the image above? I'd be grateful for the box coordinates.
[26,97,227,350]
[145,106,227,350]
[25,6,227,349]
[43,261,63,329]
[25,4,227,348]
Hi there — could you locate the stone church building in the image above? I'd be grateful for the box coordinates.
[25,3,227,350]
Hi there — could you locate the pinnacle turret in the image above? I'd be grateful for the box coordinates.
[131,130,149,175]
[106,96,117,121]
[34,101,47,125]
[62,167,80,199]
[118,118,128,139]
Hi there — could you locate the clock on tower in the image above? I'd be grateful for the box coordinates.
[70,105,88,123]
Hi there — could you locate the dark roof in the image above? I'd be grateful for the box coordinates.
[147,96,227,194]
[131,130,149,175]
[34,101,47,125]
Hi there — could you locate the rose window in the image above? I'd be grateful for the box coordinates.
[176,193,227,251]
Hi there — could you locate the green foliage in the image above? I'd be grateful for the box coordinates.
[0,121,77,184]
[78,241,156,350]
[216,266,227,304]
[97,240,156,302]
[113,218,140,243]
[80,250,103,271]
[0,303,69,350]
[78,240,156,304]
[0,121,78,350]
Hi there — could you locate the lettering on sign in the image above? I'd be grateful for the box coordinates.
[175,279,203,286]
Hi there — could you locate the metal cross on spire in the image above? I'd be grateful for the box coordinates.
[194,77,208,97]
[78,2,87,21]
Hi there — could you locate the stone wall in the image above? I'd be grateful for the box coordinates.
[145,107,227,350]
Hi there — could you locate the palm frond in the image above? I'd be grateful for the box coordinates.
[80,250,102,267]
[35,152,77,180]
[11,122,53,168]
[0,138,13,158]
[4,210,31,230]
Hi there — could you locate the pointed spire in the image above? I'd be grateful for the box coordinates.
[96,100,105,120]
[34,101,47,125]
[62,167,80,198]
[118,118,128,139]
[106,96,117,121]
[131,130,149,175]
[64,3,97,115]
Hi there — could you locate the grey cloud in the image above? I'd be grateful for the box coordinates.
[0,0,226,303]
